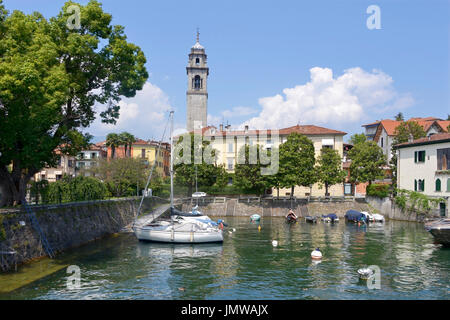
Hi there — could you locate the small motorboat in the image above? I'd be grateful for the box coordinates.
[321,213,339,223]
[311,248,322,260]
[286,215,298,223]
[345,210,368,224]
[250,214,261,222]
[425,218,450,246]
[361,211,374,222]
[358,267,374,280]
[305,216,318,223]
[372,214,385,222]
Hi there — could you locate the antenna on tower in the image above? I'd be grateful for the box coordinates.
[196,27,200,42]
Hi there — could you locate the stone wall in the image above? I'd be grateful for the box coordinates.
[0,197,166,272]
[366,196,443,222]
[182,197,371,218]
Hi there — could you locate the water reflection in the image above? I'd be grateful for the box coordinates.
[0,218,449,300]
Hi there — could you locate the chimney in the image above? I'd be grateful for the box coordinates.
[219,124,224,131]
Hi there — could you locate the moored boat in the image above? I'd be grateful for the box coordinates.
[305,216,318,223]
[321,213,339,223]
[345,210,368,224]
[250,214,261,222]
[425,219,450,247]
[133,111,223,244]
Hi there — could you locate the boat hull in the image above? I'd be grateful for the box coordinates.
[429,229,450,247]
[134,226,223,243]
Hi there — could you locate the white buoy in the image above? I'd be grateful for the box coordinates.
[311,248,322,260]
[272,240,278,247]
[233,228,236,232]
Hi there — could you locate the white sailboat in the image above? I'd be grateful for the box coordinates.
[133,111,223,243]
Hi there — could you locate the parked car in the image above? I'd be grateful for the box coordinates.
[192,192,207,198]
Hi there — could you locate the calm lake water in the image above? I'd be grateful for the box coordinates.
[0,217,449,300]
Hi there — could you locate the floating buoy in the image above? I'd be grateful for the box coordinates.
[233,228,236,232]
[258,225,261,232]
[311,248,322,260]
[178,287,185,291]
[272,240,278,247]
[357,268,374,280]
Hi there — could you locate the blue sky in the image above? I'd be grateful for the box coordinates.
[4,0,449,142]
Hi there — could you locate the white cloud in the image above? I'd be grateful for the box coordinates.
[88,82,173,141]
[242,67,414,130]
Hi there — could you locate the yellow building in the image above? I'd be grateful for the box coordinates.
[186,124,346,197]
[131,139,170,178]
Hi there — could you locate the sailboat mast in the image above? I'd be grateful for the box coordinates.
[170,111,174,209]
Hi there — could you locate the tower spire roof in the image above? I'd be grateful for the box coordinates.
[192,28,204,50]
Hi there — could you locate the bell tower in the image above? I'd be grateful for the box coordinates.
[186,30,209,131]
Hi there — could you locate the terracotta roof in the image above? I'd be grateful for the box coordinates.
[394,133,450,148]
[378,119,402,136]
[436,120,450,132]
[408,117,441,122]
[201,124,346,137]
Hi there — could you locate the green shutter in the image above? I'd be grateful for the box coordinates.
[447,179,450,192]
[414,179,417,191]
[414,151,418,163]
[436,179,441,192]
[422,180,425,191]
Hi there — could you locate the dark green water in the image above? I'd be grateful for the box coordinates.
[0,217,449,300]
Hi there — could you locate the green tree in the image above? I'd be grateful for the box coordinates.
[233,145,269,195]
[348,141,386,185]
[173,133,227,196]
[46,175,108,204]
[106,133,122,159]
[90,157,148,197]
[349,133,367,146]
[0,1,148,206]
[263,147,282,198]
[120,132,136,157]
[316,148,346,196]
[395,112,404,121]
[278,133,316,198]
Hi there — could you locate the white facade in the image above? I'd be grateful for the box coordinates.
[397,139,450,217]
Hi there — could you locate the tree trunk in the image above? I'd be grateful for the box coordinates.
[277,187,279,199]
[0,165,36,206]
[291,185,295,199]
[325,182,329,196]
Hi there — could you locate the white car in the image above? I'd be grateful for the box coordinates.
[192,192,207,198]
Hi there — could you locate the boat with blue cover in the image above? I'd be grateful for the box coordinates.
[345,210,368,224]
[321,213,339,223]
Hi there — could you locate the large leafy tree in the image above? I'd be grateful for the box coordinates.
[349,133,367,146]
[316,147,346,196]
[234,145,270,195]
[173,133,227,196]
[348,141,386,185]
[278,133,316,198]
[0,1,148,205]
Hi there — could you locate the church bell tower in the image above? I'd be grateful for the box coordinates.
[186,30,209,131]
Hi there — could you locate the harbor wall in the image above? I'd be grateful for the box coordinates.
[365,196,444,222]
[0,197,166,272]
[181,197,371,218]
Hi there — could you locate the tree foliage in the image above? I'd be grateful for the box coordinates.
[348,141,385,185]
[349,133,367,146]
[278,133,316,197]
[46,175,108,204]
[0,0,148,206]
[90,157,154,197]
[233,145,270,195]
[316,147,346,196]
[173,133,227,196]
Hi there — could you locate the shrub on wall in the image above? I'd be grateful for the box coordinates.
[366,184,390,198]
[394,189,445,216]
[47,176,109,204]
